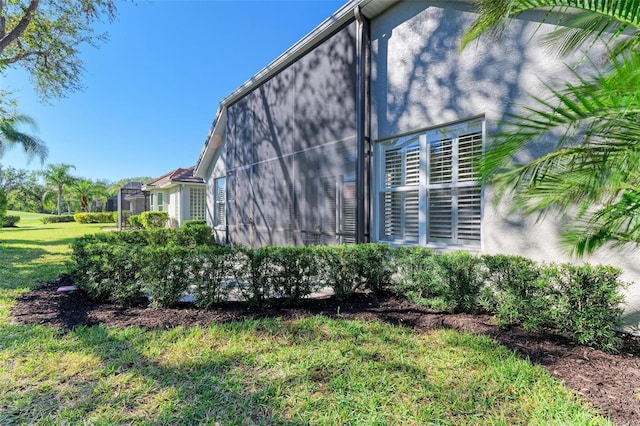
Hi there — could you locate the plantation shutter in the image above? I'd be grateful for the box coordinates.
[214,178,226,227]
[340,179,357,243]
[426,125,482,245]
[381,137,420,243]
[377,119,483,247]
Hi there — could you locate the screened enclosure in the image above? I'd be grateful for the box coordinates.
[117,182,149,230]
[223,22,358,247]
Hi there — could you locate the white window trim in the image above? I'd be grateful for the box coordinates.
[373,118,485,250]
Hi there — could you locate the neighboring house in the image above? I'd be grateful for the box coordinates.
[193,0,640,334]
[143,166,206,228]
[117,181,149,230]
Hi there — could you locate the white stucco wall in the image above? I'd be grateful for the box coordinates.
[370,1,640,333]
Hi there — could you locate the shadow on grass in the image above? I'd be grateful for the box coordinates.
[1,237,79,247]
[0,246,69,290]
[1,320,301,424]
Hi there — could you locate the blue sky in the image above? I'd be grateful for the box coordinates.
[2,0,345,183]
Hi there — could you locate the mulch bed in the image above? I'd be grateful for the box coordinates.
[10,276,640,426]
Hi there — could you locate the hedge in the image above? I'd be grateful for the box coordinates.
[2,215,20,227]
[128,214,142,228]
[73,212,117,224]
[42,215,75,224]
[140,211,169,229]
[72,226,216,249]
[69,240,626,350]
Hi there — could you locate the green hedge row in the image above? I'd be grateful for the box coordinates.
[73,224,216,248]
[42,215,75,224]
[73,212,117,223]
[2,215,20,227]
[70,240,626,350]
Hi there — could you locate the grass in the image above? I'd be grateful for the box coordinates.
[0,211,612,425]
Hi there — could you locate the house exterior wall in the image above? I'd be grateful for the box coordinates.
[169,188,180,227]
[152,184,206,227]
[222,21,359,247]
[370,0,640,333]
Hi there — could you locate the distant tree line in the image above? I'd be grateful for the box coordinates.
[0,163,151,215]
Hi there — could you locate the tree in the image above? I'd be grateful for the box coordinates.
[71,178,107,212]
[0,166,45,212]
[42,162,75,215]
[0,109,47,162]
[0,106,47,220]
[461,0,640,256]
[1,0,118,100]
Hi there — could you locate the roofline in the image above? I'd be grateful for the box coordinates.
[195,0,403,174]
[221,0,378,107]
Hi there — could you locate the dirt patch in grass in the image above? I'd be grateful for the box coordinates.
[10,276,640,426]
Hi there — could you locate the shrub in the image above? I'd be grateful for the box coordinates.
[483,255,546,328]
[250,246,320,305]
[182,220,207,229]
[0,190,6,221]
[42,215,75,224]
[436,251,485,313]
[352,243,394,295]
[73,212,117,224]
[192,246,237,309]
[139,211,169,229]
[174,224,216,247]
[392,246,447,310]
[128,214,142,228]
[68,238,626,350]
[72,242,146,306]
[548,264,624,350]
[2,215,20,227]
[140,246,192,308]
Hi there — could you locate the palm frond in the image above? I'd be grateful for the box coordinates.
[0,114,48,164]
[462,0,640,57]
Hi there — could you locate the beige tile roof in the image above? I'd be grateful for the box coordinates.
[145,166,204,187]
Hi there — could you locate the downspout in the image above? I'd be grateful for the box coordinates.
[355,6,370,243]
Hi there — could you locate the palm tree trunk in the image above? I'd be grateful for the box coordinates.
[57,184,62,216]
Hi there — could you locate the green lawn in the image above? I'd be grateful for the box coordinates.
[0,212,611,425]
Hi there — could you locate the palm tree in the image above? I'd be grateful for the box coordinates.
[0,113,48,164]
[71,179,108,212]
[42,163,76,215]
[461,0,640,256]
[71,179,93,212]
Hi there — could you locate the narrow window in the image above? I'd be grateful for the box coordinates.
[157,192,164,212]
[190,187,206,221]
[379,135,420,243]
[213,178,226,227]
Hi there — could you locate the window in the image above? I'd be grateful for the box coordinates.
[190,187,206,221]
[156,192,164,212]
[213,178,226,227]
[376,119,483,247]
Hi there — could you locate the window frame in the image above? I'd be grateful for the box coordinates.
[213,177,226,228]
[190,187,206,221]
[156,192,164,212]
[374,118,484,249]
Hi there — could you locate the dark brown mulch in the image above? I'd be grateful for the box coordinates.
[10,276,640,426]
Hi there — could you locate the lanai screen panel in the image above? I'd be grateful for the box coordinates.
[225,22,357,248]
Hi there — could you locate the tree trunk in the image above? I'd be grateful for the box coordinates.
[57,185,63,216]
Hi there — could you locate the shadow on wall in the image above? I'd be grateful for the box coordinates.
[371,2,575,155]
[225,22,358,248]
